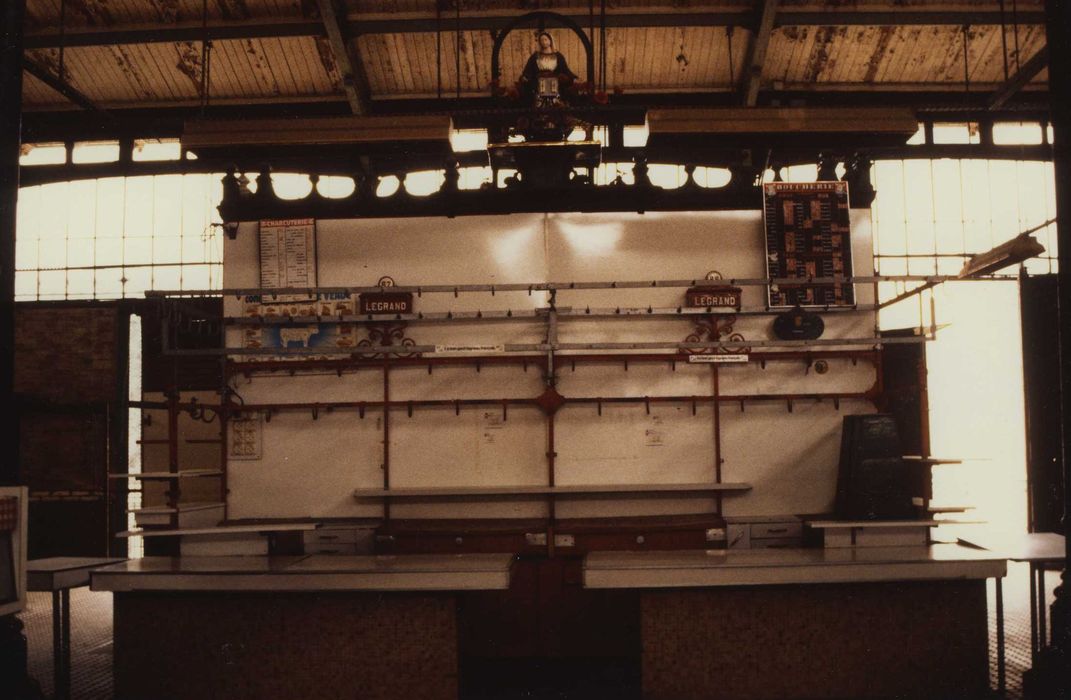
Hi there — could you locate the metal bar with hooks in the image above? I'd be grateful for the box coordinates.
[145,273,1020,299]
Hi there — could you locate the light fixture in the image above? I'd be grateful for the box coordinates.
[957,233,1045,278]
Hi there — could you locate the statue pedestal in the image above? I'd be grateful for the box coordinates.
[489,140,602,189]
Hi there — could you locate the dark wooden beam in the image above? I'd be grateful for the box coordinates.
[23,58,105,113]
[22,10,1048,50]
[988,46,1049,110]
[0,0,23,488]
[742,0,779,106]
[1020,0,1071,691]
[314,0,369,115]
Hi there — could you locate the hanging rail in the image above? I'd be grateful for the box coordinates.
[145,273,1020,299]
[161,334,930,357]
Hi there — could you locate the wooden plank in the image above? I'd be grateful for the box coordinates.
[109,469,223,479]
[988,46,1049,110]
[181,114,451,148]
[117,523,318,538]
[647,106,918,136]
[353,482,752,498]
[742,0,780,105]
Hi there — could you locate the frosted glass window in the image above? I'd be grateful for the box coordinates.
[72,141,120,164]
[16,174,224,300]
[133,139,182,162]
[20,143,66,166]
[931,122,980,145]
[992,122,1044,145]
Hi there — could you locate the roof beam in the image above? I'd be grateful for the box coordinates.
[314,0,369,115]
[742,0,779,106]
[988,46,1049,110]
[22,10,1048,50]
[23,58,105,113]
[24,18,324,49]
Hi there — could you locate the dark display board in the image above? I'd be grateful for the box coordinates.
[763,182,854,307]
[836,414,914,521]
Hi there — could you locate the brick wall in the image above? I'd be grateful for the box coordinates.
[15,302,123,556]
[15,304,119,402]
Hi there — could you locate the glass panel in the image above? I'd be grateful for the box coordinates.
[785,164,817,182]
[66,269,94,299]
[37,269,66,299]
[67,237,95,268]
[405,170,445,196]
[95,267,124,298]
[931,122,980,145]
[133,139,182,162]
[648,164,685,189]
[318,176,356,198]
[376,175,401,197]
[123,266,152,297]
[152,265,182,291]
[20,143,66,166]
[992,122,1043,145]
[451,129,488,152]
[95,237,124,267]
[271,173,313,200]
[72,141,120,164]
[15,271,38,301]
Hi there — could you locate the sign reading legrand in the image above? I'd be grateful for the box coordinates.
[358,292,414,315]
[685,285,742,310]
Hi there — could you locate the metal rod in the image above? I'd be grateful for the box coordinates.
[161,334,931,357]
[382,361,391,522]
[146,274,1021,299]
[996,576,1006,694]
[223,304,881,326]
[187,391,873,415]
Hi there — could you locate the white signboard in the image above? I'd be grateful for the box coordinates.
[687,354,750,364]
[259,218,316,291]
[434,344,506,355]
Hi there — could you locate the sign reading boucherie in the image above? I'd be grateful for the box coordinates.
[685,285,742,310]
[358,292,414,315]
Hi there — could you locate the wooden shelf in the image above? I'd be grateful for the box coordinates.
[353,483,751,499]
[109,469,223,480]
[117,523,318,538]
[807,519,982,529]
[128,502,223,515]
[902,456,964,465]
[808,520,943,529]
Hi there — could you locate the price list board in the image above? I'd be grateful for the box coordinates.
[763,182,854,307]
[258,218,317,292]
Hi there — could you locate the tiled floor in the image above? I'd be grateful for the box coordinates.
[16,560,1059,699]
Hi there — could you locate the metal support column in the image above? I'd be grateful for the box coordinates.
[0,7,38,694]
[1024,1,1071,696]
[0,0,24,488]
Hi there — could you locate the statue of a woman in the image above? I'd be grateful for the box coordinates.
[519,32,576,107]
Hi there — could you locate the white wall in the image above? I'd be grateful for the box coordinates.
[222,210,876,519]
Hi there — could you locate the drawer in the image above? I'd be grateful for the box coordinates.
[727,524,750,550]
[749,537,802,549]
[750,521,802,539]
[304,542,360,554]
[303,528,361,544]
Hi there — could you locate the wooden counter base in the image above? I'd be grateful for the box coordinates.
[641,580,988,700]
[114,591,458,700]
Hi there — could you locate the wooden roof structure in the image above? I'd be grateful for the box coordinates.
[18,0,1050,142]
